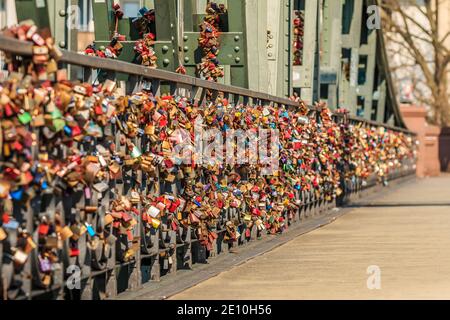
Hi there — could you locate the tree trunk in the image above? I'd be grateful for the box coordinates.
[436,82,450,126]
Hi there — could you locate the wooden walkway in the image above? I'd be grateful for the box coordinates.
[168,175,450,300]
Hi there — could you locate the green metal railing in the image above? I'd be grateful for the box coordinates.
[0,35,416,300]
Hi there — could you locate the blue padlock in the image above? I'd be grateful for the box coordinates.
[10,188,23,201]
[193,199,201,207]
[3,220,19,230]
[33,173,43,184]
[139,6,149,16]
[85,222,96,237]
[64,125,72,136]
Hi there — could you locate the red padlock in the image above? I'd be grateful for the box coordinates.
[38,223,49,236]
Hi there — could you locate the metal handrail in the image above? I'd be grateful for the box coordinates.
[0,34,415,135]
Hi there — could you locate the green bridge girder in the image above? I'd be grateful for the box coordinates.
[13,0,406,128]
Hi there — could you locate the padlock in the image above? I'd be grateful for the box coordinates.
[103,79,116,93]
[85,222,96,237]
[60,226,73,240]
[13,250,28,264]
[0,227,6,241]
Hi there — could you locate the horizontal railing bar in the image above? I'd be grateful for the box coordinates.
[0,34,415,135]
[334,113,415,134]
[0,35,298,106]
[350,115,414,134]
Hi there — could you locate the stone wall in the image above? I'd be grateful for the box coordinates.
[400,104,441,177]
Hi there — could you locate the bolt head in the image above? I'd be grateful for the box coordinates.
[59,41,66,48]
[59,9,66,17]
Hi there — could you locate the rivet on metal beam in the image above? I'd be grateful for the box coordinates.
[183,35,189,41]
[59,10,66,17]
[163,59,170,66]
[184,57,190,63]
[235,57,241,63]
[234,46,240,52]
[183,46,189,52]
[59,41,66,48]
[162,45,169,53]
[234,35,240,41]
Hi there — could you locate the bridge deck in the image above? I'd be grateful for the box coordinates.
[168,175,450,300]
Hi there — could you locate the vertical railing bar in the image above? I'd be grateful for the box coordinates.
[210,90,219,102]
[170,82,178,96]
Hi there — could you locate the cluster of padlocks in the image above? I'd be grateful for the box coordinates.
[293,10,305,66]
[132,6,158,68]
[197,2,226,81]
[0,20,416,300]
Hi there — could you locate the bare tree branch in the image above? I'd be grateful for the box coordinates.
[380,0,450,126]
